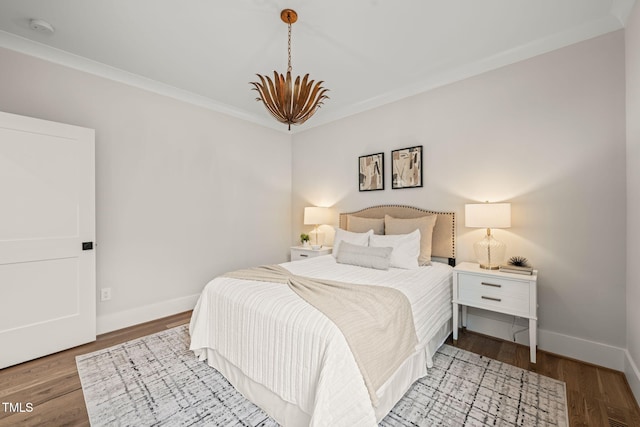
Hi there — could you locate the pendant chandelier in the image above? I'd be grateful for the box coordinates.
[251,9,329,130]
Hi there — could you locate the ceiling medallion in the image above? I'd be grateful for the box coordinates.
[250,9,329,130]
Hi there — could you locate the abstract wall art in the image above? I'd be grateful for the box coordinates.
[392,146,422,189]
[358,152,384,191]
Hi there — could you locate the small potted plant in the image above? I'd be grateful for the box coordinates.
[300,233,310,247]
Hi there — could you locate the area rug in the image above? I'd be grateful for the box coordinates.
[76,325,568,426]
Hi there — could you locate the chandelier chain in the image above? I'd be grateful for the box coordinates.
[287,21,292,73]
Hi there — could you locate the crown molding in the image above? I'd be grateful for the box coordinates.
[611,0,637,26]
[0,30,289,134]
[298,14,625,133]
[0,11,626,136]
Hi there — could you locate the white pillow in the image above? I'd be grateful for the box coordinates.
[332,228,373,257]
[384,214,437,266]
[369,229,421,269]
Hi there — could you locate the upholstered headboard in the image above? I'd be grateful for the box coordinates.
[339,205,456,265]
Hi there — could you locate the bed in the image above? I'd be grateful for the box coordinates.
[189,205,456,426]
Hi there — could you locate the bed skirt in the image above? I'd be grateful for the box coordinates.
[200,319,452,426]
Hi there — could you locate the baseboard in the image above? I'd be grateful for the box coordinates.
[464,310,626,371]
[97,294,200,335]
[625,350,640,406]
[538,328,625,371]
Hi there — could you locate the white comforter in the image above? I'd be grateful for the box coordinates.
[189,255,452,427]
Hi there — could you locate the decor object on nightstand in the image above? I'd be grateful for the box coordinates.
[300,233,310,247]
[499,256,533,275]
[465,202,511,270]
[508,255,529,267]
[304,206,330,249]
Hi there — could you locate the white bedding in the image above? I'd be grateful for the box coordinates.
[189,255,453,427]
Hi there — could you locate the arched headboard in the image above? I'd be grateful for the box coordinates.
[339,205,456,265]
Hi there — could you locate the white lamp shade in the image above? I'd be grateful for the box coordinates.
[304,207,330,225]
[465,203,511,229]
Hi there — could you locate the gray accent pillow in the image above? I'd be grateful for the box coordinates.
[336,241,393,270]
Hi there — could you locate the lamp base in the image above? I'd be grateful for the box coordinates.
[473,233,506,270]
[310,229,324,248]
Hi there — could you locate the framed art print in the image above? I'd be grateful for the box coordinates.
[359,152,384,191]
[392,145,423,189]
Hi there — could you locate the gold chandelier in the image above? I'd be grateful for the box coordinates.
[251,9,329,130]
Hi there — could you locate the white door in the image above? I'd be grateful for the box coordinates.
[0,112,95,368]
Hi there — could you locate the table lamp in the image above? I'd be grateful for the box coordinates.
[304,207,330,249]
[465,202,511,269]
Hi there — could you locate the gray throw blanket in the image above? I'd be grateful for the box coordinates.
[224,264,418,406]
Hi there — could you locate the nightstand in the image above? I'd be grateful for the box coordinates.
[290,246,332,261]
[452,261,538,363]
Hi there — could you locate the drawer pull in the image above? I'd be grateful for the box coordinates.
[300,254,308,258]
[481,282,501,288]
[481,296,502,302]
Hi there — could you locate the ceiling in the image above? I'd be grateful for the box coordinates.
[0,0,635,133]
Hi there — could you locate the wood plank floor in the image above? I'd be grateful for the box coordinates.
[0,313,638,426]
[446,329,640,427]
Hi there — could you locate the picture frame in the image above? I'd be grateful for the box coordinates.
[358,152,384,191]
[392,145,423,189]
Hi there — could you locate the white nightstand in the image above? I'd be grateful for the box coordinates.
[290,246,332,261]
[452,261,538,363]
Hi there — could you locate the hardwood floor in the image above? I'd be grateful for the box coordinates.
[0,313,638,426]
[0,311,192,427]
[446,330,640,427]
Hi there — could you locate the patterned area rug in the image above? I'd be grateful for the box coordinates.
[76,325,568,426]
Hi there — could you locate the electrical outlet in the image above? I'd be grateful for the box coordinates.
[100,288,111,301]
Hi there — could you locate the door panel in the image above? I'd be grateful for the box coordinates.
[0,112,95,369]
[1,258,79,330]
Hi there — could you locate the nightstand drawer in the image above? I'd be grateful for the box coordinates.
[290,246,332,261]
[291,250,312,261]
[458,274,529,314]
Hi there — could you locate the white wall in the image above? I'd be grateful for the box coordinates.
[626,1,640,404]
[0,23,633,382]
[0,47,293,333]
[292,31,628,368]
